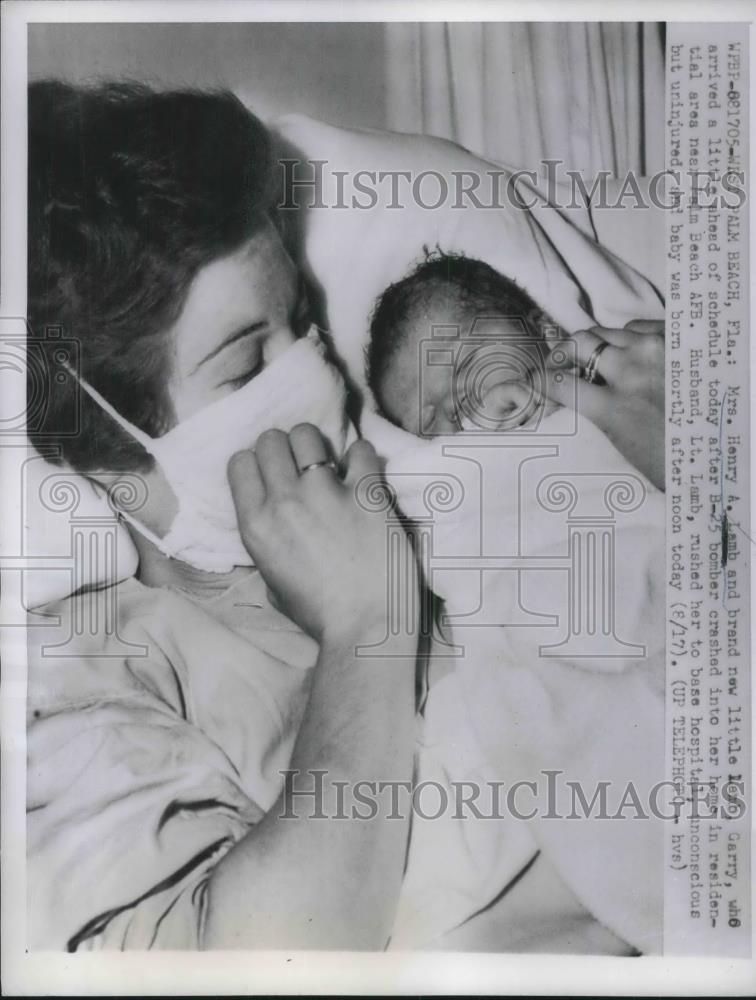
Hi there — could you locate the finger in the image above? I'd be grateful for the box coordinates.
[623,319,664,336]
[546,328,631,371]
[227,449,266,514]
[254,428,299,494]
[289,422,332,474]
[342,438,380,487]
[582,325,636,347]
[556,330,624,384]
[543,369,608,422]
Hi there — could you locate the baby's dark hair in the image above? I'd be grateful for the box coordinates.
[366,249,551,408]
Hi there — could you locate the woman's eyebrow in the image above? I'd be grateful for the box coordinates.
[192,320,268,374]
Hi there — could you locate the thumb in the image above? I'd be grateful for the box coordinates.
[342,438,381,486]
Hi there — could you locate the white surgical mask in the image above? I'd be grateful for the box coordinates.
[69,326,352,572]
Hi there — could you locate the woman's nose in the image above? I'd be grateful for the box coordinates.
[266,325,298,361]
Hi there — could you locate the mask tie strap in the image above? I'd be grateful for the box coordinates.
[61,360,156,453]
[60,361,180,556]
[117,505,178,554]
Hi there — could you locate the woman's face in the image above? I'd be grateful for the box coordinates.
[166,218,310,422]
[118,217,312,559]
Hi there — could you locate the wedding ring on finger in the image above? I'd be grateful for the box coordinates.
[299,460,337,475]
[583,341,610,385]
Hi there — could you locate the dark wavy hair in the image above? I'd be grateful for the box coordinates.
[28,80,275,471]
[366,249,550,412]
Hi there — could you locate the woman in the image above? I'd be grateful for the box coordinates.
[27,80,664,951]
[28,81,419,951]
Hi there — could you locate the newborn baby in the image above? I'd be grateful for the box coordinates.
[366,250,561,437]
[362,250,665,952]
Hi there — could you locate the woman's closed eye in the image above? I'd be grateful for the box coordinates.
[215,282,311,391]
[216,338,265,389]
[222,357,264,389]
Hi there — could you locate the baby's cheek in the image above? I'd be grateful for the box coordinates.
[376,368,415,432]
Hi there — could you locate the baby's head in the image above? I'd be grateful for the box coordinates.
[366,251,560,436]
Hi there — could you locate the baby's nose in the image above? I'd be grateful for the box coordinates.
[471,379,542,430]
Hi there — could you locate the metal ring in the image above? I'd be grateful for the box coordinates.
[583,340,610,385]
[299,460,337,475]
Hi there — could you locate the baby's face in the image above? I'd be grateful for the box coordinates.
[379,307,557,436]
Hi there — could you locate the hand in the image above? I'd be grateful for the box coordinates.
[228,424,418,643]
[544,320,665,490]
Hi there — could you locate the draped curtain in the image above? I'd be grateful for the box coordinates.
[385,22,664,178]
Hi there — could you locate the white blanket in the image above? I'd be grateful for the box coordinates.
[363,406,666,954]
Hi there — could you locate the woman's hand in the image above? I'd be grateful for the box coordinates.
[228,424,416,643]
[212,424,418,951]
[544,320,665,490]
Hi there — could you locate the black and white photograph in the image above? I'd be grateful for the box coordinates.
[0,1,752,995]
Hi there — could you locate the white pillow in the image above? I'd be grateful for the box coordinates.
[272,113,664,395]
[22,445,138,610]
